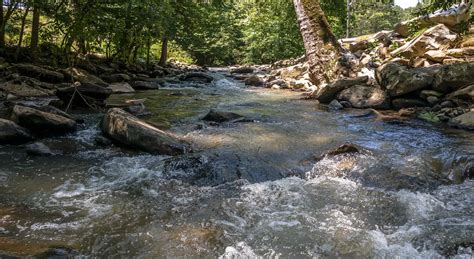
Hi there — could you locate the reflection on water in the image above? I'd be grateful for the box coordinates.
[0,71,473,257]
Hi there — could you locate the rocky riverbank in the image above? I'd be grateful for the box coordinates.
[228,21,474,131]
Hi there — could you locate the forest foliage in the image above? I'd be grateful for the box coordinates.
[0,0,469,66]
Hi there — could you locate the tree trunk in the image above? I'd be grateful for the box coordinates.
[159,37,168,66]
[31,4,41,61]
[16,6,30,61]
[0,4,5,49]
[293,0,343,85]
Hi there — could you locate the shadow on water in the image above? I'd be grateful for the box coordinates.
[0,71,473,257]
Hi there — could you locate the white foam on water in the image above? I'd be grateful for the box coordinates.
[219,242,262,259]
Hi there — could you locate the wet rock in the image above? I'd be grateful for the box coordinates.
[123,102,151,117]
[230,66,254,74]
[180,72,213,84]
[392,98,429,109]
[101,108,188,155]
[0,119,33,145]
[446,84,474,102]
[11,105,77,135]
[102,73,131,83]
[398,108,417,117]
[328,99,344,110]
[376,63,434,97]
[56,83,112,107]
[433,63,474,93]
[26,142,56,156]
[13,63,64,83]
[337,85,390,109]
[449,111,474,130]
[0,81,50,97]
[392,24,458,58]
[94,135,113,146]
[313,76,368,104]
[108,82,135,93]
[315,144,364,161]
[131,80,160,90]
[244,75,264,86]
[202,109,244,123]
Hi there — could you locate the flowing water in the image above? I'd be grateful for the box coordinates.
[0,70,473,257]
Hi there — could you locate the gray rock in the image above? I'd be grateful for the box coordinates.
[427,96,440,105]
[337,85,390,109]
[328,100,344,110]
[11,105,77,135]
[376,63,433,97]
[0,118,33,145]
[102,73,131,83]
[108,82,135,93]
[313,76,368,104]
[101,108,189,155]
[433,63,474,93]
[449,111,474,130]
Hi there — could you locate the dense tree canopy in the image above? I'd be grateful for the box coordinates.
[0,0,469,66]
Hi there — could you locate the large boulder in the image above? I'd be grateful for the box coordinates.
[202,109,244,123]
[376,62,434,97]
[0,118,34,144]
[244,75,264,86]
[337,85,390,109]
[14,63,64,83]
[449,111,474,130]
[312,76,368,103]
[391,24,458,59]
[101,108,188,155]
[11,105,77,134]
[279,64,307,80]
[432,63,474,93]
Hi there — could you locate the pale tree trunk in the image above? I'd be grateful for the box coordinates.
[293,0,343,85]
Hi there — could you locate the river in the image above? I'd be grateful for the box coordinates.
[0,69,473,257]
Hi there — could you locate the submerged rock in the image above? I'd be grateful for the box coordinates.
[202,109,244,123]
[11,105,77,135]
[26,142,56,156]
[101,108,189,155]
[0,118,34,145]
[328,99,344,110]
